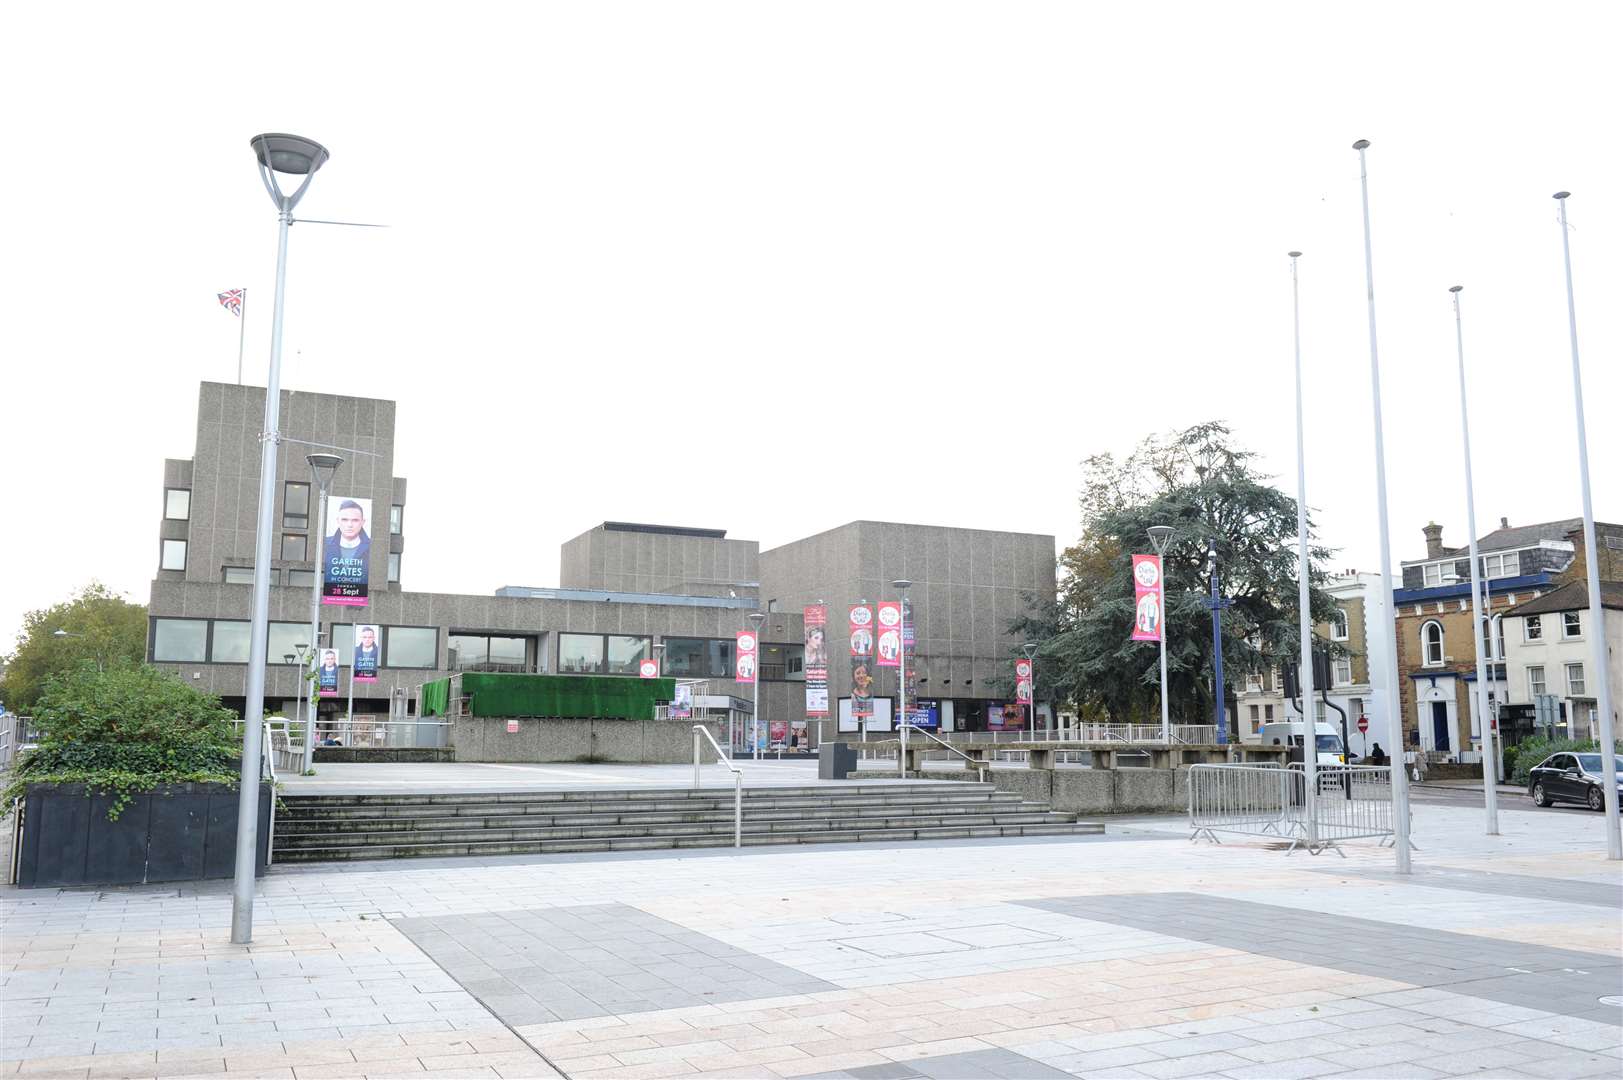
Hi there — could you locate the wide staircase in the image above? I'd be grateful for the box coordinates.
[273,781,1102,862]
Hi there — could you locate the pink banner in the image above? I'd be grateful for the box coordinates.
[735,629,757,685]
[1015,657,1033,703]
[1131,554,1164,642]
[876,601,902,667]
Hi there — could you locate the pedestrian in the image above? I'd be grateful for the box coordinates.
[1367,742,1387,767]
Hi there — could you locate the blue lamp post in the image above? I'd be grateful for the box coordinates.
[1204,539,1232,746]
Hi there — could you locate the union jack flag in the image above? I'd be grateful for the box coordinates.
[217,289,244,316]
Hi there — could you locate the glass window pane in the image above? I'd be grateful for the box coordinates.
[286,568,316,588]
[388,553,401,582]
[281,533,307,561]
[559,633,605,674]
[761,643,804,681]
[489,636,527,667]
[161,539,187,571]
[152,618,207,662]
[1563,612,1581,637]
[448,634,488,670]
[606,635,650,675]
[267,621,311,665]
[165,489,190,520]
[389,505,403,534]
[284,482,310,517]
[223,566,255,585]
[331,624,354,666]
[210,620,251,663]
[385,626,438,669]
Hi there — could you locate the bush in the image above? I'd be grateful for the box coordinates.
[5,666,243,820]
[1506,735,1615,787]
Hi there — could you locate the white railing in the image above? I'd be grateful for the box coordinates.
[1188,762,1397,854]
[934,724,1218,745]
[692,725,742,848]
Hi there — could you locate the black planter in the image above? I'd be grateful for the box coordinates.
[15,782,272,888]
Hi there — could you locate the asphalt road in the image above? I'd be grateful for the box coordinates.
[1412,781,1598,816]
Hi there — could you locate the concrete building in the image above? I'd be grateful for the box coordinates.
[1392,517,1623,763]
[147,383,1056,747]
[1278,572,1393,759]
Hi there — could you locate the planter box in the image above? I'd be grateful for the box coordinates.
[15,782,272,889]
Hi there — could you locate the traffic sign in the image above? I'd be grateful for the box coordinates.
[1356,714,1369,734]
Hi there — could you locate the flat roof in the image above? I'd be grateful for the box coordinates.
[599,522,728,539]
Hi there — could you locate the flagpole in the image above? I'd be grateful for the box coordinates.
[237,288,247,385]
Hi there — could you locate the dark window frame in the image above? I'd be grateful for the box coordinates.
[280,532,308,562]
[164,488,191,521]
[283,481,311,528]
[222,566,256,585]
[659,636,737,679]
[384,625,439,670]
[389,504,403,535]
[160,538,188,572]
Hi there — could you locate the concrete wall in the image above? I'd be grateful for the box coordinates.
[919,767,1192,816]
[560,524,758,595]
[451,717,731,764]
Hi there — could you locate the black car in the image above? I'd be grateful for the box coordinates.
[1527,752,1623,811]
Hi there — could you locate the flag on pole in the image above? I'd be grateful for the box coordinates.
[217,289,244,316]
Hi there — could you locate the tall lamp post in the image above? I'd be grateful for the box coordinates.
[1204,540,1232,746]
[1449,286,1499,836]
[1553,192,1621,859]
[892,579,912,777]
[1022,642,1038,735]
[301,453,344,774]
[1353,139,1412,873]
[748,611,765,761]
[233,132,331,944]
[1147,525,1175,743]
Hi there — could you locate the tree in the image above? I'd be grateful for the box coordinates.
[1,583,148,713]
[1021,422,1340,724]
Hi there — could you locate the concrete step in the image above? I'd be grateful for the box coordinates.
[272,821,1105,861]
[278,792,1027,821]
[280,782,999,809]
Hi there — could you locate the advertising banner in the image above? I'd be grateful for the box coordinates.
[803,605,829,718]
[849,604,874,717]
[735,629,757,685]
[637,658,659,679]
[876,601,902,668]
[1131,554,1164,642]
[902,596,918,720]
[670,683,693,720]
[317,649,340,698]
[1015,657,1033,704]
[322,496,373,607]
[988,701,1026,731]
[352,623,380,683]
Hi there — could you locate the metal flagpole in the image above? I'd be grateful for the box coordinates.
[1451,286,1500,835]
[236,288,247,385]
[1289,252,1317,849]
[1553,192,1621,859]
[1353,139,1412,873]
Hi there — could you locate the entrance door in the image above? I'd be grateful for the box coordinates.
[1430,702,1450,752]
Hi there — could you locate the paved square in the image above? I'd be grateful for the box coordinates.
[4,800,1620,1079]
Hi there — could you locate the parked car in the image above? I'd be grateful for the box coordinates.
[1527,752,1623,811]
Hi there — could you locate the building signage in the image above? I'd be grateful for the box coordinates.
[849,603,874,717]
[1131,554,1163,642]
[735,630,757,685]
[637,658,659,678]
[322,495,372,607]
[352,623,380,682]
[876,601,902,668]
[317,649,340,697]
[803,605,829,718]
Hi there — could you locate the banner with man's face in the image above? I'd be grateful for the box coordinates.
[322,495,372,607]
[352,623,380,682]
[317,649,340,697]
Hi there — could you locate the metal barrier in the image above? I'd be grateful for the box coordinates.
[692,725,742,848]
[899,723,990,781]
[1188,763,1398,855]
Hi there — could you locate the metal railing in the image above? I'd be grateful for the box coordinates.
[0,715,37,770]
[1188,762,1398,854]
[900,723,990,782]
[692,725,742,848]
[1290,764,1397,846]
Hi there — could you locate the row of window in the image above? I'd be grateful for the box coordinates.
[165,486,404,534]
[1244,655,1357,692]
[1418,551,1522,588]
[1528,663,1585,698]
[1420,612,1581,667]
[161,541,401,585]
[151,618,439,668]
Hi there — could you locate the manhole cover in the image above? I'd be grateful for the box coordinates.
[1600,996,1623,1008]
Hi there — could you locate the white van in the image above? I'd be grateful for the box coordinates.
[1258,721,1345,766]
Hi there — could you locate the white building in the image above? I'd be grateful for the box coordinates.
[1498,581,1623,744]
[1280,572,1393,759]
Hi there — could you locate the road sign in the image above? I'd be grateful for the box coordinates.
[1357,714,1369,734]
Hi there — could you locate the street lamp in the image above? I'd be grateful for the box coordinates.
[233,132,331,944]
[748,612,765,761]
[1353,139,1412,872]
[1449,286,1499,836]
[1022,642,1038,736]
[52,629,104,672]
[1147,525,1174,744]
[301,452,344,775]
[1203,541,1232,746]
[1553,192,1621,859]
[892,580,912,777]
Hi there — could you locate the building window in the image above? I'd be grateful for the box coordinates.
[1244,672,1263,693]
[1333,658,1353,687]
[388,553,401,583]
[1248,704,1259,720]
[1421,621,1444,667]
[268,621,313,665]
[281,533,307,562]
[558,633,606,674]
[606,635,652,675]
[661,637,735,679]
[760,643,805,681]
[1422,563,1444,587]
[223,566,255,585]
[286,569,316,588]
[151,618,208,662]
[160,539,187,571]
[1264,705,1275,720]
[1524,615,1542,642]
[164,488,191,521]
[385,626,438,669]
[449,634,530,672]
[1330,608,1348,641]
[1528,665,1546,697]
[1561,611,1581,639]
[283,482,310,528]
[210,620,251,663]
[1481,551,1519,579]
[1566,663,1586,696]
[389,505,403,535]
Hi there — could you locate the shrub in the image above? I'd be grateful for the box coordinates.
[1505,735,1619,786]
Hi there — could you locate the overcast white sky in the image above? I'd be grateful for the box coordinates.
[2,2,1618,648]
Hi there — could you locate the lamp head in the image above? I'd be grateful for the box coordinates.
[1022,642,1038,659]
[306,452,344,486]
[1147,525,1175,552]
[252,133,329,176]
[1288,250,1302,258]
[891,579,912,590]
[53,628,70,638]
[1352,139,1370,150]
[747,612,766,626]
[1449,285,1463,294]
[1553,191,1570,200]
